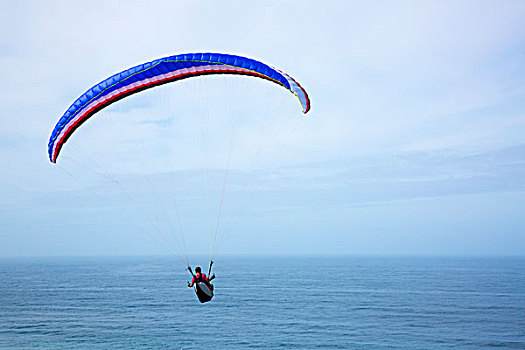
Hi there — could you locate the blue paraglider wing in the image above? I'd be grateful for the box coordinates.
[48,52,310,163]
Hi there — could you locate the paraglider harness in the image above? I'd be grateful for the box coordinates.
[188,261,214,303]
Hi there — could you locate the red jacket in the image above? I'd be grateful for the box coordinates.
[190,273,208,285]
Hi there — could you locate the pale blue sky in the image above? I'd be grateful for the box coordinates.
[1,0,525,258]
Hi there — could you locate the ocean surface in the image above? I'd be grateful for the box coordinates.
[1,256,524,349]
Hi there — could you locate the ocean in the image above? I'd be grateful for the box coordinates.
[1,256,524,349]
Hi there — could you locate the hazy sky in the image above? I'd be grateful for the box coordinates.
[1,0,525,258]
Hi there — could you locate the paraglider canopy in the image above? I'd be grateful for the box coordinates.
[48,52,310,164]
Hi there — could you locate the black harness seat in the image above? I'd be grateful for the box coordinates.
[194,274,213,303]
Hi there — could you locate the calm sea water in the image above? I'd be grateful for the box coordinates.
[1,256,524,349]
